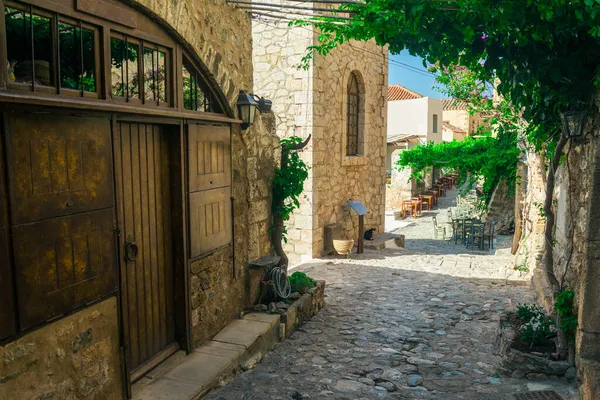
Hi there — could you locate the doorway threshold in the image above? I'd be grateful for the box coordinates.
[131,312,281,400]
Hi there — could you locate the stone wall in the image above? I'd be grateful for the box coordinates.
[513,151,546,283]
[0,298,121,400]
[252,14,315,265]
[312,39,387,250]
[485,179,515,235]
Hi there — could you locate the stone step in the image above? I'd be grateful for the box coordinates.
[132,313,280,400]
[364,232,405,250]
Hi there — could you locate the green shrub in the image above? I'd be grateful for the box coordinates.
[289,271,316,294]
[516,303,546,323]
[517,303,556,348]
[554,289,577,344]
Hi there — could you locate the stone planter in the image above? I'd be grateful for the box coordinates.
[279,280,325,338]
[495,316,575,380]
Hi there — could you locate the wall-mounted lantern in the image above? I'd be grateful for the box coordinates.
[236,90,273,130]
[237,90,259,130]
[561,109,587,139]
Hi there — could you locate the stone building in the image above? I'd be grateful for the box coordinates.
[251,8,388,265]
[441,98,484,137]
[0,0,280,398]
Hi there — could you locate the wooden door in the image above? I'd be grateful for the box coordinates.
[114,122,176,377]
[187,124,232,257]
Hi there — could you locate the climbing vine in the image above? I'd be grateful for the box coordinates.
[272,136,309,241]
[396,135,520,203]
[554,289,578,345]
[271,135,311,272]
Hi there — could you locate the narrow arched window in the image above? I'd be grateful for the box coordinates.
[346,72,360,156]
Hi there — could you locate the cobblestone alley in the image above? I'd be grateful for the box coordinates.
[205,188,579,400]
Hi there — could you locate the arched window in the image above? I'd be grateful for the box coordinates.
[346,72,361,156]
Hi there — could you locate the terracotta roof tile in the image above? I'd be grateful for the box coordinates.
[442,98,469,110]
[387,133,422,144]
[442,121,466,133]
[388,85,423,101]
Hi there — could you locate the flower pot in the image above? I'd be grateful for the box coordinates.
[333,239,354,256]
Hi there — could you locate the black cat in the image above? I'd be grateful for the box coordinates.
[364,228,376,240]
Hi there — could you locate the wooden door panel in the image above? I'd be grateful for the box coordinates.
[115,122,174,372]
[6,115,113,224]
[0,114,16,340]
[0,228,16,340]
[188,124,230,192]
[13,208,116,330]
[189,187,231,257]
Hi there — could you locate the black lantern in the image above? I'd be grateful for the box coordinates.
[561,109,587,138]
[237,90,259,130]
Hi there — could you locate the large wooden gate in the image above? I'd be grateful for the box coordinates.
[113,122,176,379]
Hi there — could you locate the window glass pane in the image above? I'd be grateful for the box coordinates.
[126,42,139,98]
[32,14,53,86]
[182,63,193,110]
[195,76,206,111]
[157,51,166,103]
[5,7,35,85]
[110,37,125,97]
[81,28,96,92]
[5,7,30,84]
[182,57,212,112]
[143,47,155,101]
[5,8,55,87]
[59,22,78,90]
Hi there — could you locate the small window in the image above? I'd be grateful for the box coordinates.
[346,72,361,156]
[182,56,220,113]
[433,114,439,133]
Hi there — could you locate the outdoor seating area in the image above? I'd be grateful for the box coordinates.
[447,191,496,251]
[399,173,458,219]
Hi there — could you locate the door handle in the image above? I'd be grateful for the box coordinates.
[124,237,139,262]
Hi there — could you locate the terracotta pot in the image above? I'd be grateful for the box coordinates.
[333,239,354,255]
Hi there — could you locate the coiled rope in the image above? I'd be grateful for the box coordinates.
[268,266,291,299]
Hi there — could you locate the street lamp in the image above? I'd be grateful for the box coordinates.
[561,109,587,139]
